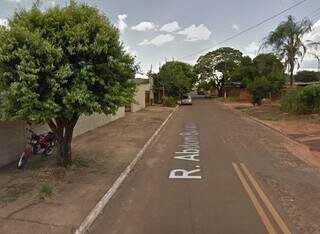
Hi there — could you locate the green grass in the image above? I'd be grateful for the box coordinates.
[258,112,282,121]
[245,105,283,122]
[39,183,54,200]
[215,96,240,102]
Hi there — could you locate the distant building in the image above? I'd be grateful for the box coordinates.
[126,78,154,112]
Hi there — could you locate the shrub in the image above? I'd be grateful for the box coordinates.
[247,73,285,105]
[295,71,320,83]
[299,85,320,112]
[163,96,177,107]
[281,85,320,114]
[281,88,303,113]
[247,77,271,105]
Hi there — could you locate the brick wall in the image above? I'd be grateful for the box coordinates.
[239,89,252,102]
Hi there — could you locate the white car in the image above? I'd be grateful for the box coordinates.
[180,94,192,105]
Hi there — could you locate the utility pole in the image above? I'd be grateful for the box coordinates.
[224,62,227,100]
[159,62,165,102]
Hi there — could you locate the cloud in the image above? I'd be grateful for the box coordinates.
[303,19,320,61]
[47,0,56,7]
[139,34,175,46]
[160,21,181,32]
[304,19,320,42]
[178,24,211,42]
[131,22,156,31]
[116,14,127,33]
[244,42,259,58]
[0,18,8,28]
[232,23,240,31]
[6,0,21,2]
[124,45,138,57]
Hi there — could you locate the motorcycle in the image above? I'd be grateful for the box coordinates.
[17,122,56,169]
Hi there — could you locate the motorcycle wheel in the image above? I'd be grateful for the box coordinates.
[33,145,43,155]
[44,145,55,156]
[17,152,28,169]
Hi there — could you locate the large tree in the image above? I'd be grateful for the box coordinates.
[195,47,243,97]
[246,54,286,105]
[253,53,284,76]
[263,15,312,86]
[231,56,256,85]
[156,61,196,98]
[0,3,136,167]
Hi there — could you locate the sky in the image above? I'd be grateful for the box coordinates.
[0,0,320,76]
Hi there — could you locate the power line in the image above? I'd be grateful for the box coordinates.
[177,0,308,61]
[309,6,320,18]
[311,12,320,23]
[310,6,320,22]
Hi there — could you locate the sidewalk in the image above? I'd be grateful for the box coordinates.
[217,100,320,168]
[0,106,173,234]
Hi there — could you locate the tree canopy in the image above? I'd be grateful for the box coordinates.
[295,71,320,82]
[246,54,286,105]
[262,15,312,86]
[195,47,243,96]
[0,3,136,166]
[155,61,196,98]
[231,56,256,84]
[253,53,284,76]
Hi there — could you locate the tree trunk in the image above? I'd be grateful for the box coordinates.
[217,80,224,97]
[48,115,79,167]
[289,62,295,86]
[217,87,224,97]
[55,128,73,167]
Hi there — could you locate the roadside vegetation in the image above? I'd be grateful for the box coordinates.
[163,97,177,107]
[295,71,320,82]
[281,85,320,114]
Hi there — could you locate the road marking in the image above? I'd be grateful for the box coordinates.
[169,168,202,179]
[232,163,277,234]
[74,106,179,234]
[169,123,202,180]
[240,163,291,234]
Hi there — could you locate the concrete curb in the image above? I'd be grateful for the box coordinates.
[216,101,320,168]
[215,100,288,138]
[74,106,178,234]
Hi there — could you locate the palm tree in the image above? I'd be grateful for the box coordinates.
[263,16,312,86]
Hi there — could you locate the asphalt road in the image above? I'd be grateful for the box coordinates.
[89,97,320,234]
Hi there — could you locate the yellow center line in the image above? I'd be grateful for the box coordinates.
[232,163,277,234]
[240,163,291,234]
